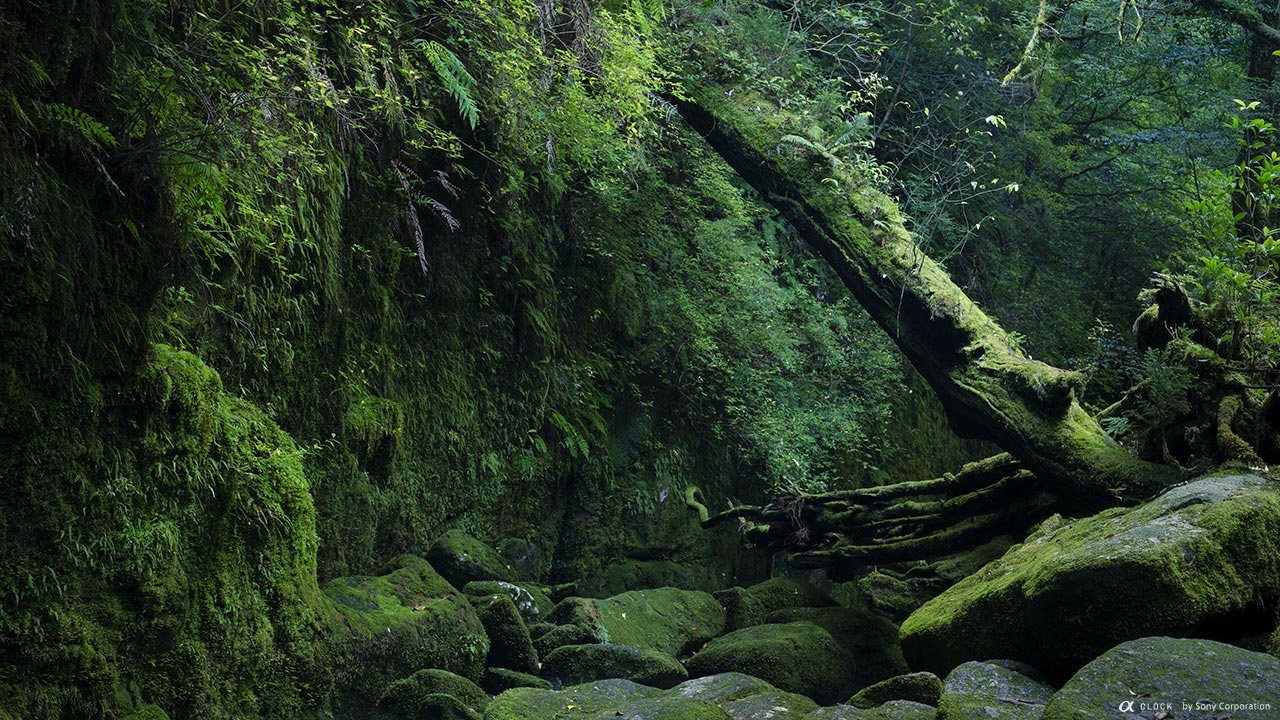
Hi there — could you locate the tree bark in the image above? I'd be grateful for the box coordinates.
[701,453,1056,568]
[676,85,1183,511]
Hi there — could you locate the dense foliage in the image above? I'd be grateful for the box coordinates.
[1,0,1275,716]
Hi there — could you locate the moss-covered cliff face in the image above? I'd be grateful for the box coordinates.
[0,345,333,717]
[0,0,909,715]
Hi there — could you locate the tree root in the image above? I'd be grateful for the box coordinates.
[704,453,1056,568]
[1217,395,1263,465]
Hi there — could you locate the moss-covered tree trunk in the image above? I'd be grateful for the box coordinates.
[676,85,1181,511]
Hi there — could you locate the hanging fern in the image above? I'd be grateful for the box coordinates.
[415,40,480,130]
[37,102,117,149]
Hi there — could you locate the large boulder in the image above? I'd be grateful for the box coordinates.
[481,667,551,694]
[531,622,599,657]
[685,622,857,704]
[472,592,539,672]
[378,669,489,718]
[901,474,1280,679]
[716,578,834,630]
[671,673,787,705]
[937,661,1053,720]
[427,530,518,586]
[765,605,909,690]
[807,701,938,719]
[848,672,943,708]
[1042,637,1280,720]
[541,643,689,688]
[720,691,819,719]
[463,580,554,623]
[324,555,487,704]
[548,587,726,656]
[483,679,731,720]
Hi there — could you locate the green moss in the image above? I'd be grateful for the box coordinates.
[378,669,489,716]
[0,346,333,719]
[548,588,726,656]
[463,580,554,623]
[720,691,818,717]
[716,578,834,630]
[808,700,938,719]
[533,623,600,658]
[685,623,857,704]
[1042,637,1280,720]
[847,672,942,709]
[342,396,404,470]
[427,530,519,586]
[938,661,1052,720]
[484,680,666,719]
[764,605,909,690]
[541,643,689,688]
[132,345,224,456]
[324,555,488,705]
[482,668,552,694]
[483,680,732,720]
[474,593,538,673]
[901,473,1280,680]
[669,673,783,705]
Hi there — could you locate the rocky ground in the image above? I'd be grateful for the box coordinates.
[131,472,1280,719]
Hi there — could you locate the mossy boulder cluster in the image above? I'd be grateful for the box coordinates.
[900,473,1280,680]
[472,476,1280,720]
[483,638,1279,720]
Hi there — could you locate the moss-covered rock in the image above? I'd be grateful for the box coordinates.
[0,346,335,719]
[765,605,909,690]
[541,643,689,688]
[464,580,554,623]
[482,679,666,719]
[848,672,942,708]
[324,555,487,704]
[494,538,548,581]
[548,587,726,656]
[474,592,539,672]
[483,675,820,720]
[427,530,519,586]
[937,661,1052,720]
[593,559,718,596]
[1042,637,1280,720]
[716,578,834,630]
[378,669,490,717]
[807,700,938,719]
[720,690,819,719]
[503,692,731,720]
[670,673,785,705]
[390,693,481,720]
[532,623,600,657]
[901,474,1280,679]
[685,622,857,704]
[482,668,552,694]
[527,621,557,640]
[858,538,1015,621]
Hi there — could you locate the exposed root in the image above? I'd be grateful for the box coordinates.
[704,454,1055,568]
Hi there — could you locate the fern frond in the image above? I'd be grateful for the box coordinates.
[777,134,839,167]
[417,40,480,130]
[425,197,459,231]
[38,102,117,149]
[394,163,429,274]
[433,169,460,199]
